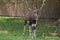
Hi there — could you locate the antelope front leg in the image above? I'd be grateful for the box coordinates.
[31,20,37,39]
[33,29,36,38]
[23,20,27,35]
[31,25,36,39]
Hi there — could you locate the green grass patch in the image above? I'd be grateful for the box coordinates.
[0,17,60,40]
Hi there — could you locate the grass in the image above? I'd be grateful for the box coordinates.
[0,17,60,40]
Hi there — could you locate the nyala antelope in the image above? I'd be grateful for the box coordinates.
[22,0,46,39]
[23,8,40,39]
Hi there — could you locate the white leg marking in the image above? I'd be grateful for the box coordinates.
[32,24,36,27]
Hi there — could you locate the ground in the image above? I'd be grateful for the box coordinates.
[0,16,60,40]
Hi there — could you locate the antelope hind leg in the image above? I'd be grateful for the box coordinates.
[31,20,37,39]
